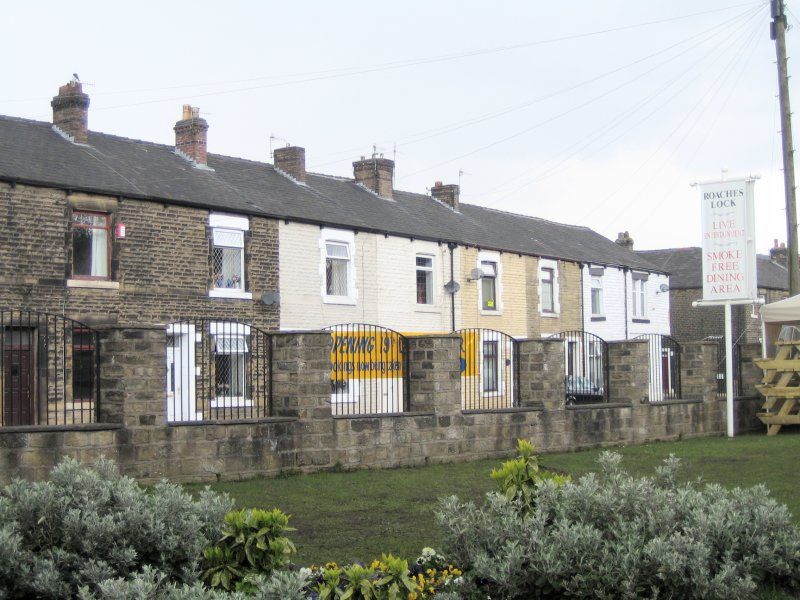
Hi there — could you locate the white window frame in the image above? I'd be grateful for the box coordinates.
[320,228,357,305]
[208,213,252,300]
[209,322,252,408]
[477,250,503,315]
[415,254,435,306]
[539,259,561,317]
[590,276,604,317]
[632,278,647,318]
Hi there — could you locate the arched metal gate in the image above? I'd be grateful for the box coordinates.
[550,330,609,404]
[324,323,409,415]
[456,328,518,410]
[633,334,682,402]
[0,309,98,426]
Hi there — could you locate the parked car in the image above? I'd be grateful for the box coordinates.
[566,375,604,404]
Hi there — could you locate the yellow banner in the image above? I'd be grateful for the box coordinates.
[459,330,478,377]
[331,331,405,381]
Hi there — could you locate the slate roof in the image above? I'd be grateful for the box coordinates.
[637,247,788,290]
[0,114,663,271]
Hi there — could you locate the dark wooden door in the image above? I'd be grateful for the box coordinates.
[4,343,33,425]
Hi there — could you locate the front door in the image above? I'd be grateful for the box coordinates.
[3,329,34,425]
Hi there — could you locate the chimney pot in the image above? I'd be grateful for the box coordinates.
[615,231,634,250]
[174,105,209,166]
[51,80,90,144]
[273,145,306,183]
[431,181,460,210]
[770,240,789,267]
[353,156,395,199]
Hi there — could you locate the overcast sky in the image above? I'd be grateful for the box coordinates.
[1,1,796,253]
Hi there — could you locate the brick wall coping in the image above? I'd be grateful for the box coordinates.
[0,423,122,434]
[93,324,166,332]
[271,329,328,336]
[333,411,435,420]
[462,406,545,415]
[405,333,461,339]
[168,417,297,427]
[566,402,633,411]
[649,398,704,406]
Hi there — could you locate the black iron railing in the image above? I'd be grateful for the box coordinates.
[456,328,519,410]
[550,330,610,405]
[706,336,744,399]
[166,319,272,422]
[633,334,682,402]
[0,309,98,426]
[324,323,409,415]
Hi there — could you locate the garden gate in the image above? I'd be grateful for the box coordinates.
[550,330,609,404]
[165,318,273,422]
[633,334,682,402]
[0,309,98,426]
[456,328,518,410]
[324,323,409,415]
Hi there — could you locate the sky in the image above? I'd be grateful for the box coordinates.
[0,0,797,253]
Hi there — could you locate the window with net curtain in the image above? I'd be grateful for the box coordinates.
[212,229,245,290]
[632,279,647,317]
[541,267,555,313]
[325,242,350,296]
[591,277,603,316]
[72,212,109,279]
[416,255,433,304]
[481,261,497,310]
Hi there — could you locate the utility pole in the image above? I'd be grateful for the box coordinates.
[773,0,800,294]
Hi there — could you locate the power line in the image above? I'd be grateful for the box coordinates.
[593,18,763,232]
[310,3,766,169]
[398,4,765,180]
[467,5,764,204]
[1,2,761,111]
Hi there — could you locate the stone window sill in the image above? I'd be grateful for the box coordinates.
[209,288,252,300]
[541,311,560,318]
[479,309,503,316]
[590,316,606,321]
[632,318,651,324]
[67,279,120,290]
[322,295,357,306]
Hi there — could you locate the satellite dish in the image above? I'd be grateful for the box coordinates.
[261,291,280,306]
[469,268,484,280]
[444,280,460,294]
[659,283,669,293]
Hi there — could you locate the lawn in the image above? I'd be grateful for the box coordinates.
[186,431,800,568]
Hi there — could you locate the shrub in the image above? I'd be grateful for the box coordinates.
[201,508,296,592]
[80,565,310,599]
[490,439,570,510]
[0,457,232,599]
[436,451,800,600]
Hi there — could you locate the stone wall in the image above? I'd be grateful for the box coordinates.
[0,328,763,485]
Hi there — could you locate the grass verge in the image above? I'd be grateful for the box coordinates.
[185,432,800,590]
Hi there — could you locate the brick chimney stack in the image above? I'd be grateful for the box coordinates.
[174,105,209,166]
[51,80,90,144]
[615,231,634,250]
[353,155,394,199]
[771,238,788,267]
[431,181,459,210]
[273,145,306,183]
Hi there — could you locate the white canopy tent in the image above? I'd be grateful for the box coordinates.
[761,294,800,356]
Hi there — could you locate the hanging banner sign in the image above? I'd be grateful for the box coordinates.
[700,178,757,302]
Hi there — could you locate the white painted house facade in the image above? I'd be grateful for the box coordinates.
[582,264,671,340]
